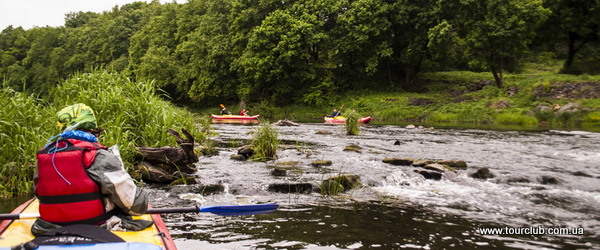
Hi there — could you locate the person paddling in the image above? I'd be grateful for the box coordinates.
[31,104,151,236]
[326,108,341,117]
[220,104,231,115]
[239,109,249,116]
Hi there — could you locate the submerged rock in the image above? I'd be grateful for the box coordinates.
[470,167,495,180]
[539,176,560,185]
[238,145,255,159]
[315,130,333,135]
[382,158,413,166]
[344,144,362,153]
[572,171,592,177]
[230,154,247,161]
[268,183,314,194]
[506,176,530,183]
[311,160,333,168]
[271,168,287,176]
[276,161,301,166]
[169,184,225,196]
[414,170,442,180]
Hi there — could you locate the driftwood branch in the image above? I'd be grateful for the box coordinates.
[135,128,199,184]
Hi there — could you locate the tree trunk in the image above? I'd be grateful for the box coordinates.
[490,65,503,88]
[563,31,577,70]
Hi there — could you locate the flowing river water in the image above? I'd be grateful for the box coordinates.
[2,123,598,249]
[147,123,600,249]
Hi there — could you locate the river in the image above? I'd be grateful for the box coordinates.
[145,122,600,249]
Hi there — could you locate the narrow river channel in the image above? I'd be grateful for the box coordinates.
[147,123,600,249]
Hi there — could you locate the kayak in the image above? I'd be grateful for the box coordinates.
[324,116,372,124]
[211,114,260,124]
[0,199,176,250]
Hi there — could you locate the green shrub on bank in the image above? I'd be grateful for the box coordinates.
[0,87,53,197]
[51,71,202,168]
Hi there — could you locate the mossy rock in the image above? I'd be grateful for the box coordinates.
[470,167,495,179]
[438,160,468,169]
[412,159,435,167]
[343,145,362,153]
[383,158,413,166]
[423,163,455,172]
[319,175,361,195]
[276,161,301,166]
[311,160,333,168]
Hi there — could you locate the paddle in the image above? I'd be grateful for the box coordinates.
[0,203,279,220]
[219,104,231,115]
[337,104,344,117]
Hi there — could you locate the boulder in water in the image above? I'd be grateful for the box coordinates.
[414,170,442,180]
[383,158,413,166]
[311,160,333,168]
[470,167,495,179]
[539,175,560,185]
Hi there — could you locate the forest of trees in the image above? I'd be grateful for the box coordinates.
[1,0,599,106]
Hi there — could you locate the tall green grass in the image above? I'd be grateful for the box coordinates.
[0,87,53,197]
[50,70,203,168]
[344,110,360,135]
[250,121,279,161]
[0,70,204,197]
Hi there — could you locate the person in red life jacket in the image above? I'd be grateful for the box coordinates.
[31,104,151,236]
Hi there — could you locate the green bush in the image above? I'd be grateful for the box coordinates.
[250,121,279,161]
[345,110,360,135]
[50,70,202,168]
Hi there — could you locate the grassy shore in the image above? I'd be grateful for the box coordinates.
[200,62,600,131]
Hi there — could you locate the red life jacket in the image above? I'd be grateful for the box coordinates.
[36,138,113,225]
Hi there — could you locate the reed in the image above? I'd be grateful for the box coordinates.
[250,121,279,161]
[50,70,202,169]
[0,87,53,197]
[344,110,360,135]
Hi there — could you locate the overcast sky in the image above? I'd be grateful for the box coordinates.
[0,0,184,31]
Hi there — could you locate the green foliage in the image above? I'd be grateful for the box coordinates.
[250,121,279,161]
[344,110,360,135]
[494,112,538,126]
[0,86,53,197]
[50,70,202,168]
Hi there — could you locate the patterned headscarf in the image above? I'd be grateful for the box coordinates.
[56,104,97,131]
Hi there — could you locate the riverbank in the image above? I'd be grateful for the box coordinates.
[196,66,600,132]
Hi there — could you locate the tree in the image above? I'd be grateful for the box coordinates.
[451,0,549,88]
[540,0,600,72]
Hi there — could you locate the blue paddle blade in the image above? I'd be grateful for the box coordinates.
[199,203,279,216]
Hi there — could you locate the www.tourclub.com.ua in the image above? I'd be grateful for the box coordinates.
[477,227,584,235]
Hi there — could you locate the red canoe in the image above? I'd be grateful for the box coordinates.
[324,116,372,124]
[211,114,260,124]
